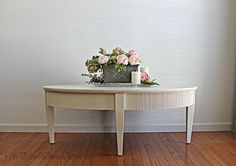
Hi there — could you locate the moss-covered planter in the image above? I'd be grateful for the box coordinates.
[102,64,139,83]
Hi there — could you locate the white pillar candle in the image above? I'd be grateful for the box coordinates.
[131,71,141,85]
[140,67,150,75]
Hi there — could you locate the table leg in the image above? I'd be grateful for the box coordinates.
[46,106,55,144]
[115,94,125,156]
[186,105,195,144]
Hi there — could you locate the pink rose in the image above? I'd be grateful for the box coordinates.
[141,72,150,81]
[129,55,141,65]
[116,54,128,65]
[98,55,109,64]
[128,50,138,57]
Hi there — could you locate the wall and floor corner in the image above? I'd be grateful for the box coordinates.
[1,0,236,132]
[233,93,236,133]
[233,35,236,133]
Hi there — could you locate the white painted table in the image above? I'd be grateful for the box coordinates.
[43,84,197,156]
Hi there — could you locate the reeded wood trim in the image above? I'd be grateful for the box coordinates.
[125,91,195,110]
[45,92,115,110]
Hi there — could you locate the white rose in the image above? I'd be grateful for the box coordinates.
[98,55,109,64]
[128,55,141,65]
[117,54,128,65]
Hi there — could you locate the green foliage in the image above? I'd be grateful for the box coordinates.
[141,80,160,86]
[81,74,104,84]
[98,48,108,55]
[110,47,125,57]
[85,56,100,73]
[107,55,117,64]
[115,64,126,72]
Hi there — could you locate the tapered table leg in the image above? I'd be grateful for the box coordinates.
[46,106,55,144]
[115,94,125,156]
[186,105,195,144]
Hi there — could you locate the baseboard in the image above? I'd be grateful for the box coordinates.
[0,122,232,132]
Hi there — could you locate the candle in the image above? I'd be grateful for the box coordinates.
[140,67,150,75]
[131,71,141,85]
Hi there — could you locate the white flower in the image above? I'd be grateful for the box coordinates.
[129,55,141,65]
[117,54,128,65]
[98,55,109,64]
[128,50,138,56]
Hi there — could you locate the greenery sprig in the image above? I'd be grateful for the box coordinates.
[81,73,104,84]
[141,80,160,86]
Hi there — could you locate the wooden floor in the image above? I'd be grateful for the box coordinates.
[0,132,236,166]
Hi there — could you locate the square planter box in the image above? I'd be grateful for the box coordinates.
[102,64,139,83]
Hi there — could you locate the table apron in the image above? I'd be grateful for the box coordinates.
[45,92,115,110]
[45,91,195,111]
[125,91,195,110]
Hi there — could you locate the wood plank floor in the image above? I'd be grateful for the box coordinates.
[0,132,236,166]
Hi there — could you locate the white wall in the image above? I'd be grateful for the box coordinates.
[1,0,236,132]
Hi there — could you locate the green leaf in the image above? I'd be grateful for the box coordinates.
[99,48,104,54]
[142,80,160,86]
[115,64,126,72]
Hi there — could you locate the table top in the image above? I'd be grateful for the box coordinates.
[43,84,198,94]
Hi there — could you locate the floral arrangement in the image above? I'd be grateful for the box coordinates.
[85,47,141,73]
[82,47,159,85]
[141,72,159,86]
